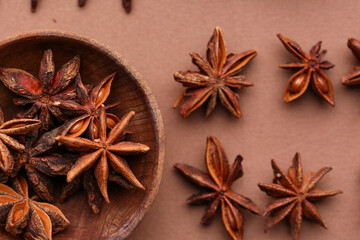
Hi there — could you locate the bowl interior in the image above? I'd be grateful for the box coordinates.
[0,31,163,240]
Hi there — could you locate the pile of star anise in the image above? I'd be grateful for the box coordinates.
[0,49,149,239]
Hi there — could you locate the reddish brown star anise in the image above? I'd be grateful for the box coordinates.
[173,27,257,118]
[0,107,41,174]
[278,34,335,106]
[56,73,119,140]
[0,176,69,240]
[56,105,149,204]
[0,49,80,131]
[14,125,74,202]
[342,38,360,85]
[258,152,342,240]
[174,136,260,240]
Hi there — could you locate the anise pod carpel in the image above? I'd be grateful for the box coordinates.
[0,49,80,131]
[342,38,360,86]
[258,152,342,240]
[0,176,69,240]
[0,107,41,174]
[174,136,260,240]
[56,73,120,140]
[56,105,149,205]
[277,34,335,106]
[14,125,74,202]
[173,26,257,118]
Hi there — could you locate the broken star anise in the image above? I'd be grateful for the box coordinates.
[173,26,257,118]
[0,49,80,131]
[14,125,74,203]
[56,73,119,140]
[174,136,260,240]
[0,176,69,240]
[56,105,149,204]
[258,152,342,240]
[342,38,360,86]
[0,106,41,174]
[278,34,335,106]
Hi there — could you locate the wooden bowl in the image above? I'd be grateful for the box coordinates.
[0,30,164,239]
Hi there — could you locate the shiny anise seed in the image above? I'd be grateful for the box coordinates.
[68,120,84,134]
[106,117,117,128]
[290,76,304,93]
[316,75,329,93]
[95,88,105,106]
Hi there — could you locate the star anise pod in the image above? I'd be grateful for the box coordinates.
[342,38,360,85]
[173,27,257,118]
[174,136,260,240]
[0,49,80,131]
[0,176,70,239]
[56,105,149,204]
[14,125,74,202]
[278,34,335,106]
[0,107,41,174]
[56,73,120,140]
[258,152,342,240]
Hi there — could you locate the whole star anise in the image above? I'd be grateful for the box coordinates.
[56,73,119,140]
[0,106,41,174]
[0,176,69,240]
[56,105,149,203]
[173,27,257,118]
[0,49,80,131]
[258,152,342,240]
[278,34,335,106]
[14,125,74,202]
[342,38,360,85]
[174,136,260,240]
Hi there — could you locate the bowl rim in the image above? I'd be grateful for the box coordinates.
[0,29,165,240]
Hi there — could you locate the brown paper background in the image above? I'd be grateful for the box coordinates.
[0,0,358,239]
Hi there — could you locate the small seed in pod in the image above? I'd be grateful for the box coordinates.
[93,123,99,139]
[289,75,305,93]
[68,120,84,134]
[315,74,329,93]
[226,206,237,230]
[107,117,117,128]
[95,88,105,106]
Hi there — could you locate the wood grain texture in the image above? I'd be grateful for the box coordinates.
[0,30,165,240]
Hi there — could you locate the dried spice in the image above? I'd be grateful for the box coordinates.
[0,176,69,239]
[278,34,335,106]
[77,0,132,13]
[31,0,37,12]
[173,27,257,118]
[0,107,41,174]
[14,126,74,202]
[258,153,342,240]
[56,73,119,140]
[174,136,260,240]
[56,105,149,205]
[342,38,360,85]
[122,0,132,13]
[78,0,87,7]
[0,49,80,131]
